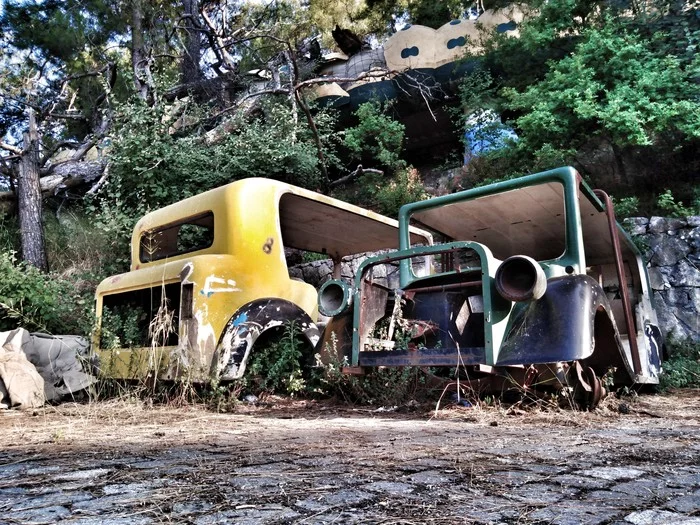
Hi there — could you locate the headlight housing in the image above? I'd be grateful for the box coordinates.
[318,279,353,317]
[495,255,547,302]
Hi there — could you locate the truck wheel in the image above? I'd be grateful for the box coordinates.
[572,362,606,410]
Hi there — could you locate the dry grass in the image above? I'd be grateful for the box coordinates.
[3,388,698,457]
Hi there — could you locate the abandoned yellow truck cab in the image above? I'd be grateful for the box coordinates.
[93,178,432,382]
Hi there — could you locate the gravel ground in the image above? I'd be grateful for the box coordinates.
[1,390,699,524]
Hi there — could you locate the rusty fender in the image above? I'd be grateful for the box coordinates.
[496,275,615,366]
[212,299,321,380]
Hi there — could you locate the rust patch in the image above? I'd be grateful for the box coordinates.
[262,237,274,254]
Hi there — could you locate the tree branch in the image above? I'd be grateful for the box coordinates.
[86,163,111,195]
[330,165,384,189]
[294,69,392,90]
[0,142,22,155]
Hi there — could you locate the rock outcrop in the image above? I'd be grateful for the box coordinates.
[625,216,700,342]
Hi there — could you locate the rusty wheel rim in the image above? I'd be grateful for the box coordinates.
[585,366,604,409]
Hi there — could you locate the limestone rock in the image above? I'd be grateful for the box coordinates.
[648,235,691,266]
[623,217,649,236]
[648,216,687,234]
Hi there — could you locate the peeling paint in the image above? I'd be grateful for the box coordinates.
[194,309,216,367]
[180,262,195,284]
[200,275,241,297]
[262,237,274,254]
[216,300,321,380]
[306,330,320,347]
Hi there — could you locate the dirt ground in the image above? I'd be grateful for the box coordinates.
[1,390,700,524]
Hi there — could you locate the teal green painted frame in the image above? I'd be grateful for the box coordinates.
[397,166,605,284]
[345,166,662,385]
[349,166,618,369]
[350,241,505,367]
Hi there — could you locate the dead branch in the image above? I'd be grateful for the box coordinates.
[39,160,106,194]
[0,159,107,213]
[86,163,110,195]
[392,72,443,122]
[330,165,384,189]
[47,111,87,121]
[200,8,242,71]
[294,70,392,90]
[0,142,22,155]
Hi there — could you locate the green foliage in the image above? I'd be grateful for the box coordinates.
[505,25,699,152]
[336,101,425,214]
[469,0,700,184]
[376,168,428,216]
[656,190,697,218]
[246,322,311,395]
[352,0,473,34]
[314,338,430,405]
[0,251,92,335]
[101,98,330,217]
[301,251,330,263]
[344,101,406,171]
[0,215,20,254]
[335,167,428,216]
[1,0,125,63]
[0,0,134,139]
[99,305,148,350]
[407,1,463,28]
[611,196,640,219]
[660,338,700,390]
[0,210,118,337]
[43,210,118,277]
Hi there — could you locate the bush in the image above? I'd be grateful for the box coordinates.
[660,337,700,390]
[0,251,93,335]
[313,334,433,405]
[656,190,697,218]
[245,322,311,395]
[344,101,406,171]
[611,196,640,218]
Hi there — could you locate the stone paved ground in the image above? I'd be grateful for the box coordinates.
[1,391,699,524]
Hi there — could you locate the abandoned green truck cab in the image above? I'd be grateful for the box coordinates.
[320,167,663,406]
[93,178,432,382]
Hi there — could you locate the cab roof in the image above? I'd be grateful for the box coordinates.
[401,167,636,265]
[133,178,432,262]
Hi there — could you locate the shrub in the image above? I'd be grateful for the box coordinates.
[375,167,429,216]
[611,196,640,218]
[656,190,696,218]
[336,167,428,216]
[313,334,433,405]
[0,251,93,335]
[660,337,700,390]
[245,322,311,395]
[344,101,406,171]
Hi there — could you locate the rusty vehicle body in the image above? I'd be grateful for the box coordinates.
[93,178,432,382]
[319,167,663,406]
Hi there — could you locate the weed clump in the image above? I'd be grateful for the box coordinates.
[660,337,700,390]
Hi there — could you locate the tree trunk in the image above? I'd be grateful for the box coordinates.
[131,0,152,101]
[610,141,629,186]
[17,111,48,271]
[181,0,202,84]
